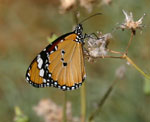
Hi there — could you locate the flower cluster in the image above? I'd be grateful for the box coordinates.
[85,32,112,62]
[59,0,76,14]
[120,10,146,34]
[33,99,79,122]
[59,0,97,13]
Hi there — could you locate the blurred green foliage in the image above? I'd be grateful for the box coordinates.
[0,0,150,122]
[144,78,150,95]
[47,34,58,43]
[14,106,29,122]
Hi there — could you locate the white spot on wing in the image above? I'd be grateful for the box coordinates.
[43,79,46,83]
[49,74,51,77]
[54,82,57,85]
[26,77,29,81]
[37,57,43,69]
[50,51,54,54]
[28,73,30,76]
[47,82,50,86]
[55,46,58,50]
[71,86,75,90]
[62,86,66,90]
[46,64,49,67]
[39,69,44,77]
[37,55,40,58]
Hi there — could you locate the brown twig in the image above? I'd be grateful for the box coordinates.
[125,31,134,54]
[84,48,124,59]
[93,55,124,59]
[63,91,67,122]
[108,49,124,55]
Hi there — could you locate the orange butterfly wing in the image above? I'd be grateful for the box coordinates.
[26,31,86,91]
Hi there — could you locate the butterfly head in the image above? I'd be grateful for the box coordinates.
[74,24,83,36]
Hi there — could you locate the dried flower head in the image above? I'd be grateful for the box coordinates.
[120,10,146,34]
[100,0,112,6]
[59,0,76,14]
[80,0,97,13]
[86,33,112,61]
[33,99,79,122]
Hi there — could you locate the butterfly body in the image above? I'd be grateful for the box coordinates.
[26,24,86,91]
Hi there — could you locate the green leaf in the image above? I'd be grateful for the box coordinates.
[47,34,58,43]
[14,106,29,122]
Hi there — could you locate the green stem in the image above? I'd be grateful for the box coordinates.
[81,82,86,122]
[63,91,67,122]
[124,55,150,80]
[88,79,117,122]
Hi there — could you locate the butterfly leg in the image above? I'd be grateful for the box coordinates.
[84,33,99,39]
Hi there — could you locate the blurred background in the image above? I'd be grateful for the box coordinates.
[0,0,150,122]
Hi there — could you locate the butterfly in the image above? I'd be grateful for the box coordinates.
[25,24,86,91]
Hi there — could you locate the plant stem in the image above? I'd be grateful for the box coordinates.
[108,49,124,55]
[96,55,124,59]
[95,50,150,80]
[88,78,118,122]
[90,51,150,79]
[125,32,134,54]
[124,55,150,80]
[63,91,67,122]
[81,82,86,122]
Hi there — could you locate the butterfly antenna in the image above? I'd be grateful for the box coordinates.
[80,13,102,24]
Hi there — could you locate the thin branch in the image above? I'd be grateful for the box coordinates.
[86,47,150,80]
[97,53,150,80]
[86,55,124,59]
[94,55,124,59]
[88,78,118,122]
[125,31,134,54]
[84,48,124,59]
[80,82,86,122]
[124,54,150,80]
[63,91,67,122]
[108,49,124,55]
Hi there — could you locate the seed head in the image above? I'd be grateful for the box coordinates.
[120,10,146,34]
[87,33,112,60]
